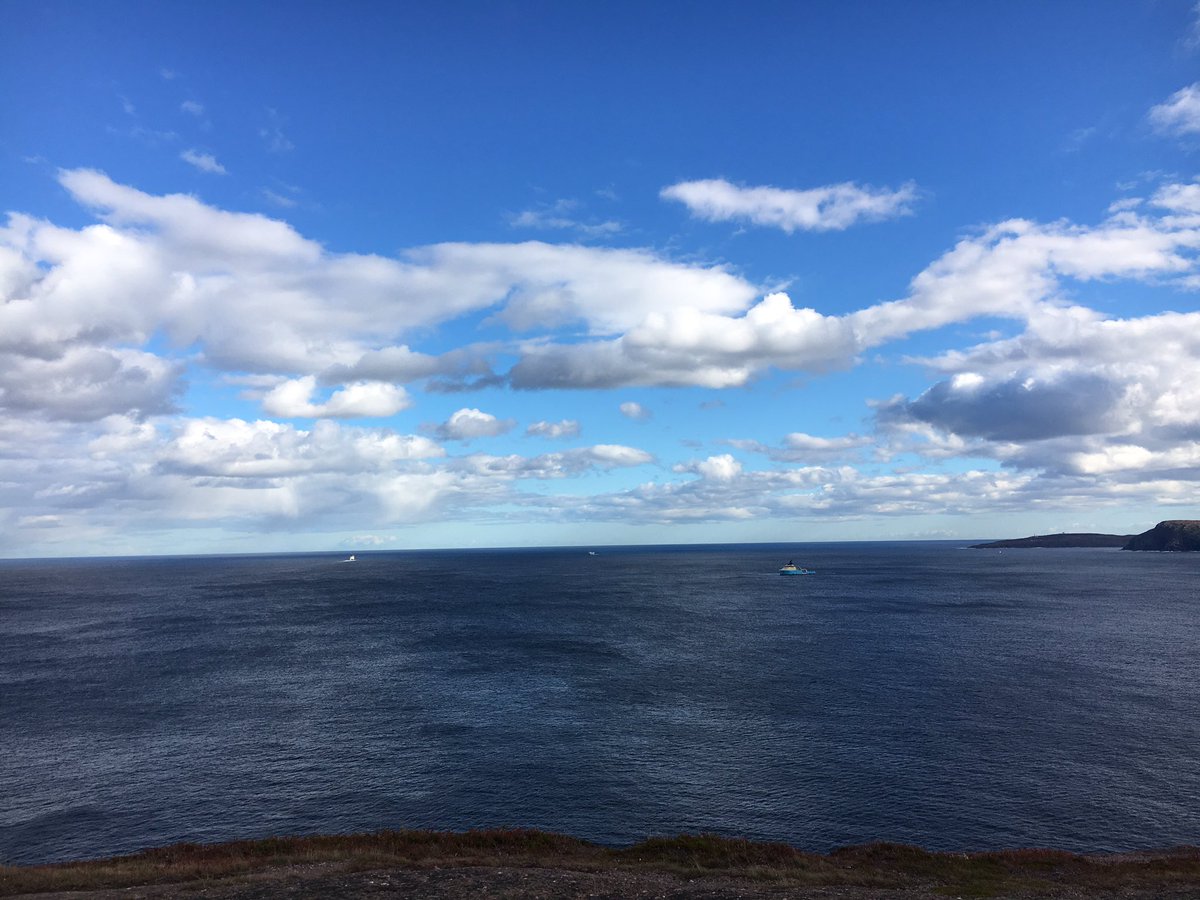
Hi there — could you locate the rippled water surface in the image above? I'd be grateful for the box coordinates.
[3,542,1200,864]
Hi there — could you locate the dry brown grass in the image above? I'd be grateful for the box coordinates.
[4,830,1200,898]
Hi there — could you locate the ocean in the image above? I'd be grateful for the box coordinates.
[2,542,1198,865]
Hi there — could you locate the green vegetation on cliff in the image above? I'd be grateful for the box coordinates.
[1123,520,1200,551]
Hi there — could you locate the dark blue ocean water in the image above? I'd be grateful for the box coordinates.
[3,542,1199,865]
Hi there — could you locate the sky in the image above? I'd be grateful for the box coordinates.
[3,1,1200,557]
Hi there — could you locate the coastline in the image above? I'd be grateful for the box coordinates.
[5,829,1200,899]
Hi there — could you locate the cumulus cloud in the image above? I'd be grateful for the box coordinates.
[731,432,873,463]
[619,401,651,420]
[0,413,478,553]
[0,410,657,548]
[431,240,756,334]
[1149,83,1200,136]
[510,201,1200,391]
[12,172,1200,414]
[661,178,918,233]
[325,345,496,385]
[1152,180,1200,214]
[0,347,182,422]
[19,170,758,378]
[673,453,743,481]
[159,417,443,478]
[526,419,581,439]
[434,408,516,441]
[507,295,849,390]
[9,169,1200,552]
[541,458,1055,526]
[460,444,652,479]
[180,149,227,174]
[260,376,411,418]
[852,216,1198,344]
[874,302,1200,479]
[884,371,1126,442]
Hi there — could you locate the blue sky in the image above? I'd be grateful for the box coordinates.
[3,1,1200,556]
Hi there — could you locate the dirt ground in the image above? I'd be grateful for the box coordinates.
[12,862,1200,900]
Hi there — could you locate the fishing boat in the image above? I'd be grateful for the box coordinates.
[779,560,814,575]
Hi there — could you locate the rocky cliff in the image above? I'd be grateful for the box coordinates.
[1122,520,1200,551]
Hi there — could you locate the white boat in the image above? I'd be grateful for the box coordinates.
[344,554,356,562]
[779,560,814,575]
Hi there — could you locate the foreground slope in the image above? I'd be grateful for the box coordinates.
[6,830,1200,899]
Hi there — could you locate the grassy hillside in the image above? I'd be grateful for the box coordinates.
[5,829,1200,898]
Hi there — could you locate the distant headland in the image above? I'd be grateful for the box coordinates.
[1122,520,1200,551]
[971,520,1200,551]
[970,532,1131,550]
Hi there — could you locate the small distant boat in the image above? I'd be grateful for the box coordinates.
[779,560,814,575]
[344,554,356,563]
[588,551,598,556]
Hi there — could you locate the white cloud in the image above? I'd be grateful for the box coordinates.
[509,199,622,237]
[782,433,871,453]
[11,169,1200,414]
[619,401,651,420]
[180,149,227,174]
[159,418,443,479]
[435,408,516,441]
[0,412,478,553]
[260,376,411,418]
[694,454,743,481]
[731,432,873,463]
[180,100,205,117]
[328,344,496,386]
[526,419,581,439]
[18,514,63,528]
[1188,1,1200,50]
[875,301,1200,479]
[460,444,652,479]
[9,168,1200,553]
[17,170,758,381]
[661,178,918,233]
[1152,180,1200,213]
[503,291,864,390]
[546,460,1062,526]
[0,347,181,422]
[588,444,654,467]
[1149,83,1200,136]
[261,189,298,208]
[512,203,1200,391]
[345,534,395,547]
[260,108,294,152]
[430,240,756,334]
[111,124,178,146]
